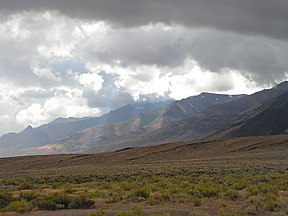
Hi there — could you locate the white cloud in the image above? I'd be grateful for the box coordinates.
[15,94,101,128]
[31,58,59,80]
[42,96,101,119]
[16,103,46,126]
[76,73,104,92]
[0,114,21,134]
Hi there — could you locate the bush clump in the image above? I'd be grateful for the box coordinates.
[193,197,202,207]
[233,180,247,190]
[0,192,14,209]
[52,193,73,209]
[6,199,33,213]
[19,192,38,202]
[68,196,95,209]
[225,190,240,200]
[129,189,150,202]
[192,183,221,198]
[36,197,57,210]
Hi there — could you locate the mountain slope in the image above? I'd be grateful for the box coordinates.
[229,91,288,137]
[163,92,244,118]
[168,82,288,140]
[134,82,288,144]
[204,81,288,116]
[35,93,244,154]
[0,100,173,156]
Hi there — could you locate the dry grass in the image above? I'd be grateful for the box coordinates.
[0,135,288,215]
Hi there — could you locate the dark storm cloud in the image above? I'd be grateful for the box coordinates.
[82,26,288,85]
[0,0,288,40]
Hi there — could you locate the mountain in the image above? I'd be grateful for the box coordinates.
[32,93,244,154]
[0,100,173,156]
[204,81,288,116]
[131,81,288,143]
[1,81,288,157]
[163,92,245,118]
[228,91,288,137]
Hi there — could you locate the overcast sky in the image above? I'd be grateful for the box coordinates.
[0,0,287,135]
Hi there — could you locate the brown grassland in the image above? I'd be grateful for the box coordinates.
[1,135,288,215]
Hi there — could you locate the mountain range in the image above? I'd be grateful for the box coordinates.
[0,81,288,157]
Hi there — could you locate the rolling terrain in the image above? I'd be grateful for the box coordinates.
[1,135,288,215]
[1,135,288,172]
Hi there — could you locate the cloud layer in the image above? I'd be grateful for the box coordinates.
[1,0,288,40]
[0,2,287,135]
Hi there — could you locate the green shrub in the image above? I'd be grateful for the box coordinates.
[6,199,33,213]
[244,204,258,215]
[36,197,57,210]
[134,190,150,199]
[148,193,171,205]
[193,197,201,207]
[258,183,276,194]
[129,189,150,202]
[265,194,280,212]
[220,177,236,187]
[248,196,263,210]
[52,193,73,209]
[188,189,201,198]
[68,196,95,209]
[233,181,247,190]
[193,183,220,198]
[64,187,76,194]
[225,190,240,200]
[0,192,14,208]
[19,192,38,202]
[19,181,35,190]
[107,192,122,203]
[248,185,260,196]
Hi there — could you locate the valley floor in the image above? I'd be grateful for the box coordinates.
[1,135,288,216]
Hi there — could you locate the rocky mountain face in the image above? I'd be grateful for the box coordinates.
[204,81,288,116]
[162,93,245,118]
[229,91,288,137]
[1,81,288,157]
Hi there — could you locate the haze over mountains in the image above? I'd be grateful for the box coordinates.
[0,81,288,157]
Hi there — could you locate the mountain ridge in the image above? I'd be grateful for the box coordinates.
[0,81,288,157]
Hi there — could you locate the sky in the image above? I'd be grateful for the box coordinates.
[0,0,287,135]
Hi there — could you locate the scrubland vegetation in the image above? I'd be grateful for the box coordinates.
[0,158,288,215]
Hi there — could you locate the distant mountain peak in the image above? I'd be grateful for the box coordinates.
[19,125,34,135]
[199,92,218,96]
[273,80,288,90]
[24,125,33,131]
